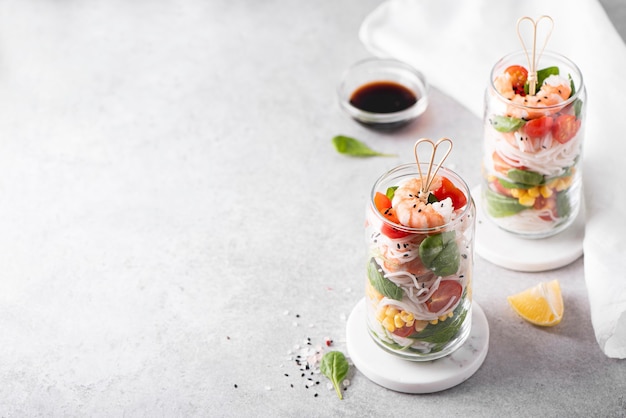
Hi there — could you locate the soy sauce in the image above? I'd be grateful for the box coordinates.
[350,81,417,113]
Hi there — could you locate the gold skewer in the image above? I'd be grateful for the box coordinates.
[516,15,554,95]
[413,137,453,197]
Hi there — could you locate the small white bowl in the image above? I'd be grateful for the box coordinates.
[338,58,429,129]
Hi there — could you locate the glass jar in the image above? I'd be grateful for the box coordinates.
[481,51,586,238]
[365,163,475,361]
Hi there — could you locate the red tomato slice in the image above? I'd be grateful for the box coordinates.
[392,324,415,338]
[552,114,580,144]
[373,192,410,239]
[505,65,528,95]
[433,177,467,209]
[426,280,462,313]
[523,116,553,138]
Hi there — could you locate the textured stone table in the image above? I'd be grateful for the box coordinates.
[0,1,625,416]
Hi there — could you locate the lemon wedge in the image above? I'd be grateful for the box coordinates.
[507,280,563,326]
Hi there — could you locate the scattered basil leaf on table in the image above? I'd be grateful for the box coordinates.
[320,351,349,400]
[332,135,396,157]
[368,258,403,300]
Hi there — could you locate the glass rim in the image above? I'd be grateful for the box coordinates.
[489,50,585,111]
[370,162,474,234]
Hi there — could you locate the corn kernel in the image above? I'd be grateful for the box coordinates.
[527,187,540,198]
[382,317,395,332]
[375,308,386,322]
[386,307,399,317]
[448,311,454,318]
[539,186,553,198]
[414,320,428,332]
[430,319,439,325]
[510,189,520,198]
[518,195,536,206]
[394,314,404,328]
[400,312,414,323]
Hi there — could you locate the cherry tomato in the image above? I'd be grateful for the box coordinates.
[433,177,467,209]
[523,116,553,138]
[552,114,580,144]
[392,324,415,338]
[491,179,513,197]
[426,280,462,313]
[505,65,528,95]
[534,194,557,221]
[373,192,410,239]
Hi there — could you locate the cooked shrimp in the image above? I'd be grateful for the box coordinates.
[494,73,572,119]
[391,177,453,229]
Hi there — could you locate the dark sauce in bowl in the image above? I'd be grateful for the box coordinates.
[349,81,418,114]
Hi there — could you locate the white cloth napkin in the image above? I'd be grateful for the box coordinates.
[360,0,626,359]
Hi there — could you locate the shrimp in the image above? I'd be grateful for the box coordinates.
[494,73,572,119]
[391,177,453,229]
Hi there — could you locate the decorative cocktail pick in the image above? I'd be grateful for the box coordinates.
[413,137,453,198]
[516,15,554,95]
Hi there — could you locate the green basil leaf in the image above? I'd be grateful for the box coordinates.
[506,169,544,186]
[574,99,583,119]
[537,66,559,87]
[320,351,349,400]
[489,115,525,133]
[524,66,560,94]
[557,190,571,218]
[419,231,460,276]
[427,192,439,204]
[497,178,533,190]
[386,186,398,200]
[332,135,395,157]
[368,258,403,300]
[408,298,468,343]
[485,188,527,217]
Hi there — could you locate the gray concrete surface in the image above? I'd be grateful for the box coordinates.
[0,0,625,416]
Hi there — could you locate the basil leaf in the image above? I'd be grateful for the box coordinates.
[497,178,534,190]
[368,258,403,300]
[490,115,525,132]
[524,66,560,94]
[574,99,583,119]
[386,186,398,200]
[419,232,460,276]
[427,193,439,204]
[408,299,468,343]
[506,169,544,186]
[485,188,527,217]
[557,190,571,218]
[320,351,349,400]
[332,135,395,157]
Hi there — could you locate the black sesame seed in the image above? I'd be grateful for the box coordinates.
[314,393,319,397]
[284,373,289,377]
[234,384,238,388]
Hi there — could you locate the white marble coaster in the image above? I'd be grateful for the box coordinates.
[346,298,489,394]
[472,185,584,272]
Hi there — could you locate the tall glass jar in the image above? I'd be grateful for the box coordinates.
[481,51,586,238]
[365,163,475,361]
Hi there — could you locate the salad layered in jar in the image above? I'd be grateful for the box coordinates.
[365,163,475,361]
[482,51,586,238]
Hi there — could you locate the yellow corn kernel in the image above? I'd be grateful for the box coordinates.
[394,314,404,329]
[430,319,439,325]
[448,311,454,318]
[400,311,414,323]
[510,189,521,198]
[386,307,399,317]
[438,314,449,322]
[414,320,429,332]
[382,317,395,332]
[539,186,553,198]
[527,187,540,198]
[518,194,536,206]
[375,308,386,322]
